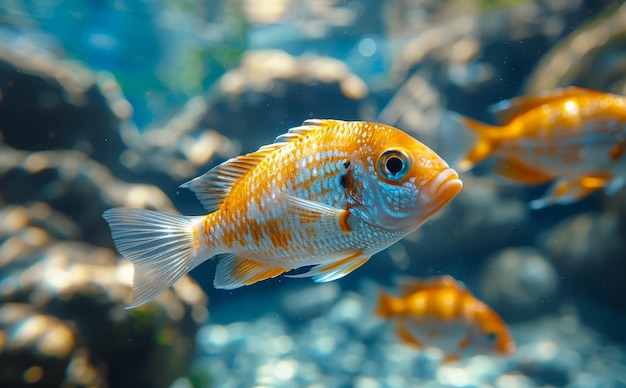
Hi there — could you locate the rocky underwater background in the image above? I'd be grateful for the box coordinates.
[1,0,626,387]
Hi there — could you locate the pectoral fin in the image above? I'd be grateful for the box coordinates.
[279,192,352,234]
[214,254,288,289]
[397,323,424,348]
[529,175,610,209]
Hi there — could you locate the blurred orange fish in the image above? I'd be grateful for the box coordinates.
[439,87,626,209]
[103,119,462,308]
[376,275,515,363]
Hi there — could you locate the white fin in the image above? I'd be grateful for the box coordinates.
[102,208,206,308]
[529,176,605,210]
[279,192,352,233]
[605,176,625,195]
[435,110,481,171]
[213,254,287,289]
[288,251,370,283]
[273,118,342,143]
[180,148,279,213]
[181,119,338,213]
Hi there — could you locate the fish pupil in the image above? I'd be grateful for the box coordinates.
[377,149,410,182]
[386,157,404,176]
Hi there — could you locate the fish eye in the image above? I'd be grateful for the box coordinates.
[377,149,410,182]
[485,332,498,342]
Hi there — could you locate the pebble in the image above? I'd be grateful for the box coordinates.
[478,247,560,320]
[190,284,626,388]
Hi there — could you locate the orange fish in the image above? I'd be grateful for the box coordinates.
[438,87,626,209]
[103,119,462,308]
[376,275,515,363]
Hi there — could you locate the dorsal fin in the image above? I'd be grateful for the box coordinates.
[397,277,430,296]
[180,119,339,212]
[489,86,593,125]
[398,275,461,296]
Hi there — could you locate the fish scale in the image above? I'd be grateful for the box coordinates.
[103,119,462,308]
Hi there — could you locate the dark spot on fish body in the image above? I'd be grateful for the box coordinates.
[342,162,364,212]
[458,332,473,350]
[340,160,351,189]
[609,140,626,162]
[484,332,497,344]
[337,159,356,233]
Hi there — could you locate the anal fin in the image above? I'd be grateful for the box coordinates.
[529,175,610,209]
[442,353,461,364]
[214,254,288,289]
[287,251,369,283]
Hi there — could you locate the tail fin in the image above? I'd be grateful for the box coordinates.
[102,208,206,308]
[376,290,401,318]
[436,110,499,172]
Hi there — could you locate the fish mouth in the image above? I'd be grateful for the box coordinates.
[500,340,516,355]
[420,168,463,217]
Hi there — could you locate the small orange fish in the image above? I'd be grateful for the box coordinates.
[103,119,462,308]
[438,87,626,209]
[376,275,515,363]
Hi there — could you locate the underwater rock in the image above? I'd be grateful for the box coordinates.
[113,49,370,196]
[539,204,626,312]
[0,38,231,193]
[118,96,238,184]
[384,0,615,122]
[0,236,208,387]
[524,2,626,95]
[511,309,624,388]
[190,286,625,388]
[0,165,208,387]
[199,50,370,153]
[243,0,385,38]
[0,145,175,247]
[478,247,560,321]
[280,283,341,320]
[0,304,80,386]
[377,73,444,149]
[0,42,133,179]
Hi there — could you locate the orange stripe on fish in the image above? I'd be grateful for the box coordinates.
[610,141,626,162]
[104,119,462,308]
